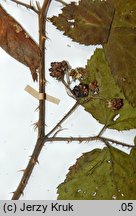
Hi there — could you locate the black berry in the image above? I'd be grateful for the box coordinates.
[72,83,89,98]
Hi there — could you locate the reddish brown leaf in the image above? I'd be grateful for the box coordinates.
[0,5,41,81]
[50,0,115,45]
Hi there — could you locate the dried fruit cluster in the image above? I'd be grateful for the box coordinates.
[49,61,124,111]
[49,61,99,97]
[49,61,69,80]
[107,98,124,111]
[72,83,89,98]
[69,67,87,81]
[72,80,99,98]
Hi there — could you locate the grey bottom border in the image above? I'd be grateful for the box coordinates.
[0,200,136,216]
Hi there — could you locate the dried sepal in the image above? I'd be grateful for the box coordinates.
[69,67,88,81]
[89,80,99,95]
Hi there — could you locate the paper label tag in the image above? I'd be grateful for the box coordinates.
[25,85,60,105]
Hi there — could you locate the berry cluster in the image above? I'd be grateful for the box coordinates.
[69,67,87,81]
[72,80,99,98]
[72,83,89,98]
[49,61,100,98]
[49,61,69,80]
[107,98,124,111]
[89,80,99,94]
[49,63,124,110]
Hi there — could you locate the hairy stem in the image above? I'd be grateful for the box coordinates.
[99,136,134,148]
[11,0,52,200]
[11,137,45,199]
[46,101,79,137]
[9,0,38,13]
[11,0,79,199]
[46,136,134,148]
[46,136,97,142]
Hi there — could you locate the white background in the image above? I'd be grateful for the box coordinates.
[0,0,135,200]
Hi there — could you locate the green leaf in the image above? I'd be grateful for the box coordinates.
[108,0,136,28]
[50,0,115,45]
[134,137,136,146]
[130,142,136,174]
[104,0,136,106]
[81,48,136,131]
[57,145,136,200]
[104,28,136,107]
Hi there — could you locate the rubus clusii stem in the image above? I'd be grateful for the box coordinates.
[11,0,52,200]
[9,0,38,13]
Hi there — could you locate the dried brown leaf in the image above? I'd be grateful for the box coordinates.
[0,5,41,81]
[50,0,115,45]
